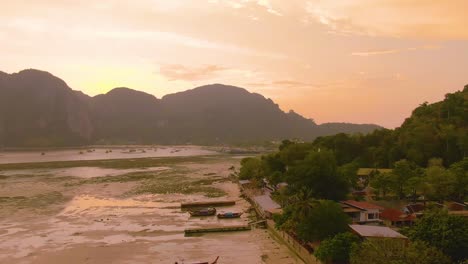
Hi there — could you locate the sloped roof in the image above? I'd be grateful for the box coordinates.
[239,180,251,185]
[404,203,425,213]
[381,208,416,222]
[253,195,281,211]
[357,168,393,176]
[342,200,384,210]
[349,225,407,239]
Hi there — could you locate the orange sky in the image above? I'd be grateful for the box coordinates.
[2,0,468,128]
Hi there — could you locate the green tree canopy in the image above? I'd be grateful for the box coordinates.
[285,150,349,200]
[315,232,360,264]
[296,200,350,242]
[404,209,468,262]
[350,239,451,264]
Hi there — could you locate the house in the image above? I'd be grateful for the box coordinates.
[238,180,252,190]
[349,224,408,241]
[341,200,383,224]
[253,194,281,219]
[403,203,426,218]
[381,208,415,227]
[448,201,466,211]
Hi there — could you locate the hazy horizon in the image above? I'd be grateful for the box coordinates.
[2,0,468,128]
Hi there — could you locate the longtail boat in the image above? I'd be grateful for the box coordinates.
[217,212,243,219]
[176,256,219,264]
[188,207,216,217]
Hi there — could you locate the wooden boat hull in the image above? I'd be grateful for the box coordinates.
[217,212,243,219]
[189,208,216,217]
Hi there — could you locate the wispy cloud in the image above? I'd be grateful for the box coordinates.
[305,0,468,39]
[159,64,228,81]
[351,49,400,57]
[351,45,441,56]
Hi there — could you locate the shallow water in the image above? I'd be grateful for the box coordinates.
[0,146,217,164]
[0,166,170,178]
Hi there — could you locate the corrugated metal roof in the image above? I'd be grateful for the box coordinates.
[349,225,407,239]
[239,180,251,185]
[253,195,281,211]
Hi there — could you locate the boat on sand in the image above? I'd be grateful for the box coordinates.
[188,207,216,217]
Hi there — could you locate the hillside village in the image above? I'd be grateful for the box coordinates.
[235,86,467,264]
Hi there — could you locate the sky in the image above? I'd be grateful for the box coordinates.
[1,0,468,128]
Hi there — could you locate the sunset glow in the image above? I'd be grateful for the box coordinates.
[2,0,467,127]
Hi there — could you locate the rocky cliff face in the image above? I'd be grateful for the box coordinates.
[0,69,93,147]
[0,69,381,147]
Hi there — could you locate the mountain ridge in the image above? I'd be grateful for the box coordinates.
[0,69,382,147]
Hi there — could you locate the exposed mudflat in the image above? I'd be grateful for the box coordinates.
[0,154,304,264]
[0,146,216,164]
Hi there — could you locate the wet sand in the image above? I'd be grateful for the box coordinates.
[0,154,304,264]
[0,146,216,164]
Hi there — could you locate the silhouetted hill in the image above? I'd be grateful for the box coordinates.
[90,88,162,144]
[159,84,319,143]
[0,69,381,147]
[0,69,93,147]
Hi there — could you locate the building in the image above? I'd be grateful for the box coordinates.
[349,224,407,240]
[381,208,415,227]
[253,194,281,219]
[238,179,252,191]
[448,201,467,211]
[402,203,426,218]
[341,200,384,224]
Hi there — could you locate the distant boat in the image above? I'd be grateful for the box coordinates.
[189,207,216,217]
[217,212,243,219]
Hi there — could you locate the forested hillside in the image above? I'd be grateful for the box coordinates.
[312,86,467,167]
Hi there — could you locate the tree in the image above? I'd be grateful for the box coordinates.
[338,162,360,189]
[392,159,420,199]
[261,153,285,185]
[350,239,451,264]
[286,150,349,200]
[315,232,360,264]
[404,209,468,262]
[275,188,318,233]
[238,157,263,180]
[296,200,350,242]
[370,172,395,198]
[448,158,468,201]
[424,163,456,201]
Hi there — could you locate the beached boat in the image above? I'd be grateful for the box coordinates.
[217,212,243,219]
[189,207,216,217]
[176,256,219,264]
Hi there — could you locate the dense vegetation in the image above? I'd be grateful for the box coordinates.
[312,86,467,168]
[238,87,467,263]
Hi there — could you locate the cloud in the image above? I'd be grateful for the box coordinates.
[351,45,441,56]
[351,49,400,57]
[305,0,468,39]
[211,0,283,16]
[159,64,228,81]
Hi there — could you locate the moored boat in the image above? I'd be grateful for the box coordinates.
[189,207,216,217]
[176,256,219,264]
[217,212,243,219]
